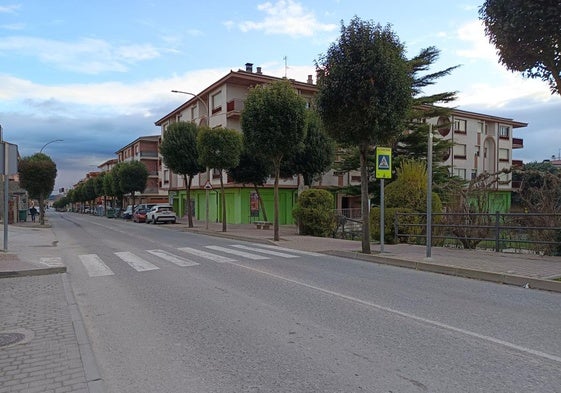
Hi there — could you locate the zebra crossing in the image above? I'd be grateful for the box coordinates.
[75,243,321,277]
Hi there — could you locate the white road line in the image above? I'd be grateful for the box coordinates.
[177,247,236,263]
[231,244,299,258]
[40,257,64,267]
[248,243,324,257]
[115,252,159,272]
[225,260,561,365]
[79,254,114,277]
[205,245,270,260]
[146,249,199,267]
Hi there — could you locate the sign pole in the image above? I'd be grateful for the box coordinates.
[375,147,392,253]
[3,142,9,251]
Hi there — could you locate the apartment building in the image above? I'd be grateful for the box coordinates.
[155,64,527,223]
[427,109,526,211]
[155,64,338,224]
[115,135,167,204]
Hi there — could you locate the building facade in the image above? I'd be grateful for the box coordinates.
[154,64,527,223]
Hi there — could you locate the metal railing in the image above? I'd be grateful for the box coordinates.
[394,211,561,255]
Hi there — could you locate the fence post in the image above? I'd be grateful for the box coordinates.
[495,211,500,252]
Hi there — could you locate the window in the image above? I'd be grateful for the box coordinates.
[499,148,509,162]
[163,169,169,184]
[191,105,197,120]
[454,119,467,133]
[453,143,467,159]
[499,125,510,138]
[453,168,467,180]
[471,169,477,180]
[477,122,484,133]
[211,91,222,113]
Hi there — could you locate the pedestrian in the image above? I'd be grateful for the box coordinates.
[30,206,38,222]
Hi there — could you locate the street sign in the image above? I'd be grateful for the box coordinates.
[375,147,392,179]
[204,181,213,190]
[0,142,18,175]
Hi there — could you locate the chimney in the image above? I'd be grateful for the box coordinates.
[256,66,262,74]
[307,74,313,84]
[245,63,253,72]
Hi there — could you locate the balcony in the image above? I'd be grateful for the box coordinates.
[512,137,524,149]
[512,159,524,168]
[226,99,245,118]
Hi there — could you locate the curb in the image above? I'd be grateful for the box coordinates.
[326,250,561,293]
[0,266,66,278]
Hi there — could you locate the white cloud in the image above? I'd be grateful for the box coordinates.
[0,36,162,74]
[455,20,497,61]
[0,4,20,13]
[235,0,337,37]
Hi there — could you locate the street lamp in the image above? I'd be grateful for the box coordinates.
[171,89,211,230]
[40,139,63,153]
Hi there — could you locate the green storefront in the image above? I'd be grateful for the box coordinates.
[170,186,298,225]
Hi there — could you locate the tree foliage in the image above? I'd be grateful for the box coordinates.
[292,189,336,237]
[479,0,561,95]
[119,160,148,209]
[315,17,413,253]
[197,127,243,232]
[18,153,57,225]
[241,79,306,240]
[160,121,205,227]
[282,110,335,186]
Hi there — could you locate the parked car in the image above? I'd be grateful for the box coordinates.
[132,207,148,223]
[122,205,133,220]
[146,204,177,224]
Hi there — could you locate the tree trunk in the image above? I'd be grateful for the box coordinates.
[220,173,227,232]
[273,162,280,241]
[360,146,371,254]
[184,174,194,228]
[253,184,268,222]
[39,193,45,225]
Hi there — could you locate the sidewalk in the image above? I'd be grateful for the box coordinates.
[179,219,561,293]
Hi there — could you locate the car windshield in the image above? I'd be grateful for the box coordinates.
[158,207,171,212]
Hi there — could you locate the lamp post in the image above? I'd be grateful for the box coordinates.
[171,90,211,230]
[40,139,63,153]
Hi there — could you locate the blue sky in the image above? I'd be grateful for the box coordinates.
[1,0,560,192]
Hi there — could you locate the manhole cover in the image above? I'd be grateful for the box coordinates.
[0,332,26,348]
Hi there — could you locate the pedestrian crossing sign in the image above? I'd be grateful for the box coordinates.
[375,147,392,179]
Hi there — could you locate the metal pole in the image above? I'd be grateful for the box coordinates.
[380,178,385,253]
[40,139,63,153]
[3,142,9,251]
[426,126,433,259]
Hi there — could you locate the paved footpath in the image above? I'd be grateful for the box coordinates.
[1,215,561,393]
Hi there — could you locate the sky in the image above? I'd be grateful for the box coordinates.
[1,0,560,193]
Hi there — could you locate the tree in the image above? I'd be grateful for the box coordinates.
[316,17,413,253]
[282,110,335,186]
[159,121,205,227]
[479,0,561,95]
[110,163,125,209]
[228,150,271,222]
[119,161,148,210]
[18,153,57,225]
[241,79,307,241]
[197,127,243,232]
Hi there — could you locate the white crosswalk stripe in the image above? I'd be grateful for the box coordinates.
[77,244,307,278]
[205,245,270,260]
[79,254,114,277]
[40,257,64,267]
[230,244,299,258]
[146,249,199,267]
[247,243,324,257]
[115,252,159,272]
[177,247,236,263]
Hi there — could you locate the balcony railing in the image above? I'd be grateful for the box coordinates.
[512,137,524,149]
[226,99,245,118]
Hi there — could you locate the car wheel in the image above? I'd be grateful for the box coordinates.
[172,220,176,224]
[152,218,157,224]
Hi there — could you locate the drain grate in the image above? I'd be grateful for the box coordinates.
[0,332,26,348]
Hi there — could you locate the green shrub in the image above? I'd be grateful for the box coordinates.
[293,189,336,237]
[370,207,420,244]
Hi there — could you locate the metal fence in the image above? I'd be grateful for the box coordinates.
[394,211,561,255]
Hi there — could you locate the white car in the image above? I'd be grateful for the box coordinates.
[146,204,177,224]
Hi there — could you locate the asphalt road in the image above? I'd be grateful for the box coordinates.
[51,212,561,393]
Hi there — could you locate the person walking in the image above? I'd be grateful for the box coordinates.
[29,206,38,222]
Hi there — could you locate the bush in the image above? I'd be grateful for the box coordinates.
[370,207,421,244]
[293,189,336,237]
